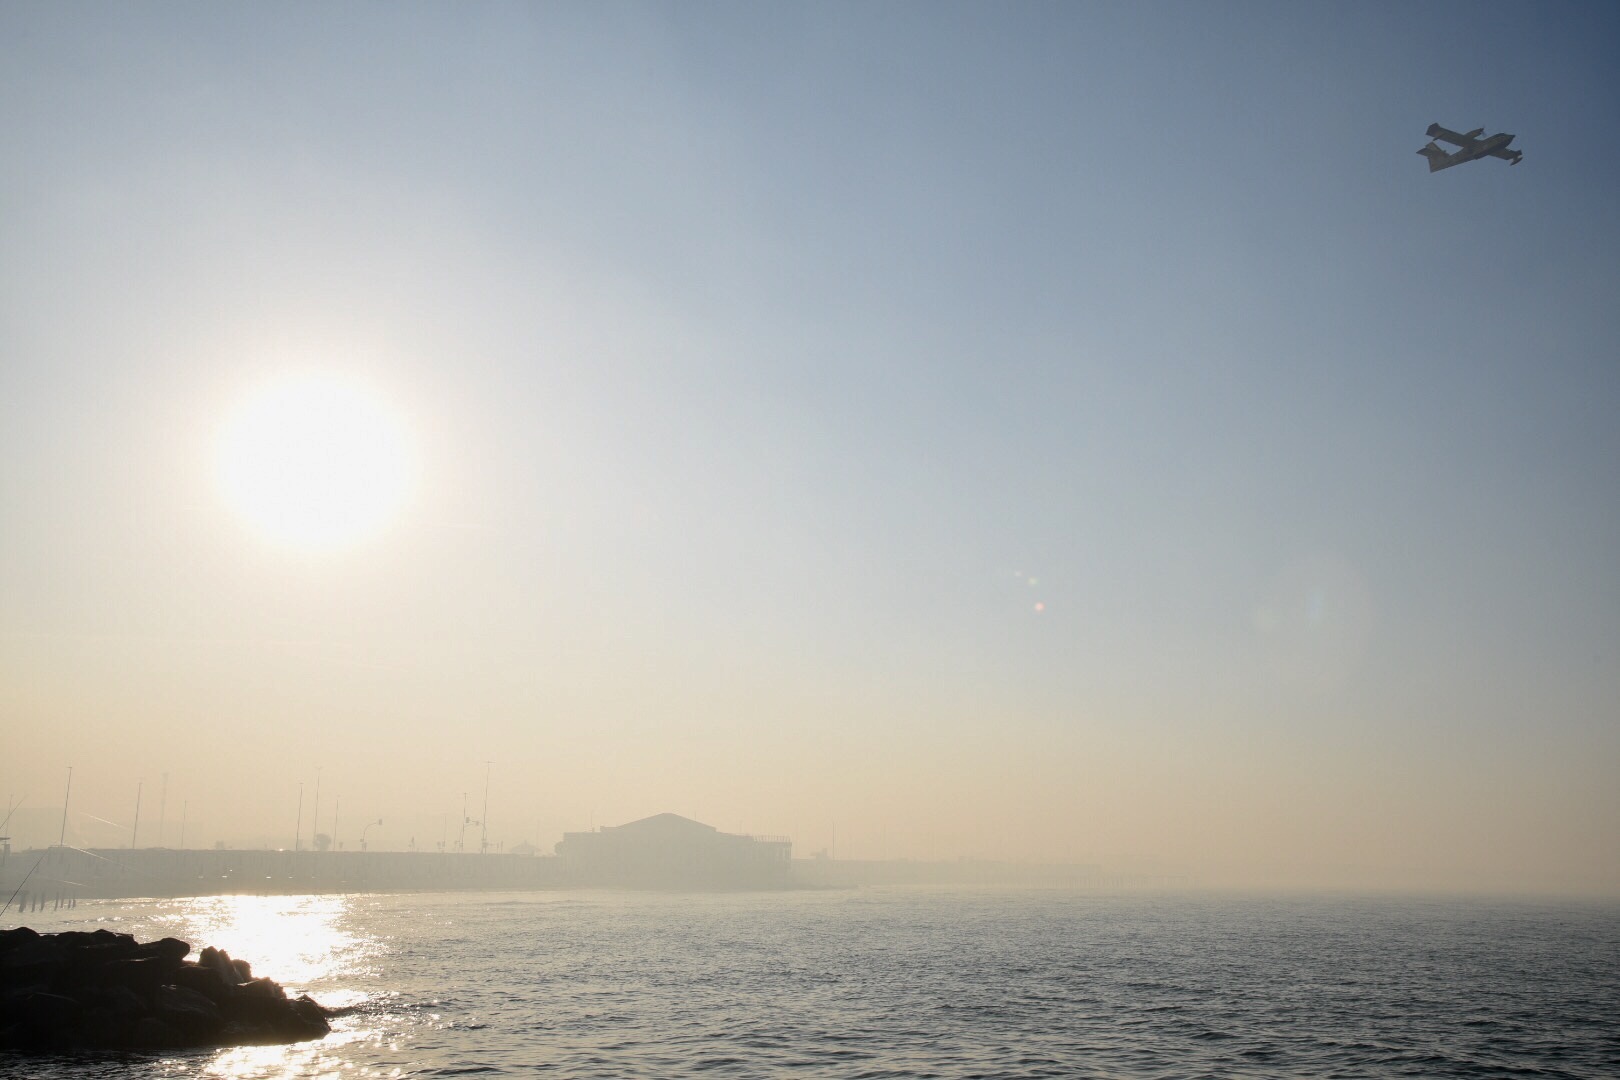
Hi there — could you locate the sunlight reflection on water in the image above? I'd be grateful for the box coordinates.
[153,894,360,990]
[162,896,383,1075]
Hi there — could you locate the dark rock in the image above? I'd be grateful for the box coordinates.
[54,929,131,950]
[134,937,191,966]
[17,990,82,1030]
[1,937,65,980]
[217,1019,255,1045]
[101,955,173,988]
[199,945,252,984]
[129,1015,183,1049]
[151,984,224,1040]
[94,983,149,1020]
[288,994,329,1034]
[0,926,40,953]
[0,927,331,1052]
[70,937,139,964]
[173,961,234,1001]
[227,978,291,1029]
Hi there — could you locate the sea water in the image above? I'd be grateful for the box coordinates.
[4,887,1618,1078]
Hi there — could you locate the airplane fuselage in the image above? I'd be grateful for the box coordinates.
[1455,133,1515,163]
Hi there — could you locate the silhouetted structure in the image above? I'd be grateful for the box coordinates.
[554,813,791,889]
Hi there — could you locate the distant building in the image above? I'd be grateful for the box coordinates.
[555,813,791,889]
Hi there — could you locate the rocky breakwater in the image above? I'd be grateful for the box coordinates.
[0,926,331,1051]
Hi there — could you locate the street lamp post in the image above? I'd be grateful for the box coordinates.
[361,819,383,851]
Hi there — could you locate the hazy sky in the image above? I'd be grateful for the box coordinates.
[3,2,1617,894]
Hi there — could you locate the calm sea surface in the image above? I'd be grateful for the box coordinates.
[4,887,1618,1078]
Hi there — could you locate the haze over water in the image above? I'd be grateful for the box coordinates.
[3,4,1619,896]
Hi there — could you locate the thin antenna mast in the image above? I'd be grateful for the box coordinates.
[59,767,73,846]
[131,780,143,848]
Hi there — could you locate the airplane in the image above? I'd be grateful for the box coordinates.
[1418,122,1522,171]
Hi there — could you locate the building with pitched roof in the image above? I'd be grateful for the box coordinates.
[554,813,791,889]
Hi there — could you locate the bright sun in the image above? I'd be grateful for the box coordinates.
[217,372,415,552]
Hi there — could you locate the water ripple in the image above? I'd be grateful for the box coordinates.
[8,889,1619,1078]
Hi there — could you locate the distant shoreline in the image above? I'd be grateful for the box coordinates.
[1,845,1128,904]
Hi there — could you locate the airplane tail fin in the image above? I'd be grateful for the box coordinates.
[1417,142,1451,172]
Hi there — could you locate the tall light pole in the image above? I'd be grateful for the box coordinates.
[1,795,17,867]
[310,768,321,854]
[361,818,382,851]
[59,767,72,846]
[481,762,492,855]
[131,780,142,849]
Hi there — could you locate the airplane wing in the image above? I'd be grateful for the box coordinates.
[1426,123,1480,149]
[1418,141,1458,171]
[1486,146,1523,164]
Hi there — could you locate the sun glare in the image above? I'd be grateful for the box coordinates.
[217,373,415,552]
